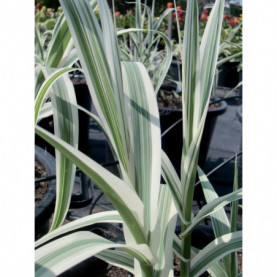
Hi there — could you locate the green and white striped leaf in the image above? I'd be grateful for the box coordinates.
[181,111,207,224]
[35,231,155,277]
[198,167,231,238]
[60,0,164,255]
[180,188,242,238]
[96,249,135,274]
[199,0,225,114]
[35,211,122,248]
[34,67,75,123]
[177,0,226,274]
[161,151,183,221]
[35,25,45,62]
[44,13,74,68]
[190,231,242,277]
[35,126,147,244]
[117,28,173,94]
[121,61,161,244]
[207,261,229,277]
[98,0,130,163]
[60,0,130,178]
[151,184,177,277]
[173,234,182,258]
[217,52,242,68]
[191,246,229,277]
[37,102,53,122]
[230,157,240,276]
[198,166,232,275]
[181,0,200,147]
[40,67,79,231]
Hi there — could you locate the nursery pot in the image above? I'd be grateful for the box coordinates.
[159,97,227,175]
[167,57,182,83]
[217,61,240,88]
[35,145,56,240]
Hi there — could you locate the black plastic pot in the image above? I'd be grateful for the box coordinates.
[217,61,240,88]
[35,145,56,240]
[159,97,227,175]
[167,58,182,83]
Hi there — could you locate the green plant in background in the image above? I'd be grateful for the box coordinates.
[35,0,242,276]
[174,6,242,90]
[115,0,174,94]
[114,10,136,29]
[35,3,63,30]
[199,6,242,63]
[218,22,242,64]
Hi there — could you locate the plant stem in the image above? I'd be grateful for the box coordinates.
[140,263,153,276]
[180,228,192,277]
[180,162,198,277]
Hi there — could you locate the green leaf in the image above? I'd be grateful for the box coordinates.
[39,67,79,231]
[198,166,231,238]
[199,0,225,113]
[217,52,242,67]
[182,0,200,147]
[178,1,226,274]
[218,22,242,54]
[34,67,76,124]
[230,157,240,277]
[44,13,74,68]
[180,188,242,238]
[198,166,231,275]
[35,126,147,245]
[35,211,122,248]
[35,25,45,62]
[96,249,135,274]
[190,231,242,277]
[207,262,228,277]
[224,81,242,98]
[173,234,182,258]
[121,61,161,242]
[117,27,173,94]
[161,151,183,221]
[35,231,155,277]
[37,102,53,121]
[60,0,130,176]
[154,184,177,277]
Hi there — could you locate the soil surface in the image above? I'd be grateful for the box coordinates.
[35,161,48,206]
[158,88,182,109]
[157,88,221,110]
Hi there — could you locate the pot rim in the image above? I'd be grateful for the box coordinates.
[159,96,227,114]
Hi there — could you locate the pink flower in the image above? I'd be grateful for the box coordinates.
[224,14,230,20]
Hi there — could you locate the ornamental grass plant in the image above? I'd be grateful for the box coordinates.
[35,0,242,276]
